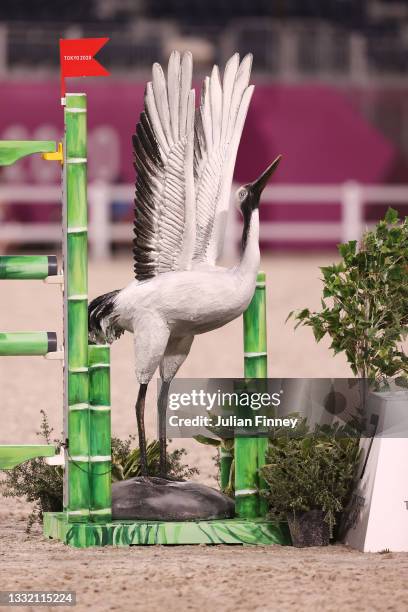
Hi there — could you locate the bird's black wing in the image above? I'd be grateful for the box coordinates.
[132,51,196,281]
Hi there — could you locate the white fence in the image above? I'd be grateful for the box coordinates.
[0,182,407,259]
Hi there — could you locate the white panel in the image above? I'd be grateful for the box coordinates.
[343,391,408,552]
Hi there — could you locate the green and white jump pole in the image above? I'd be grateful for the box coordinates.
[63,93,112,524]
[0,255,58,280]
[0,331,57,356]
[88,345,111,523]
[63,93,91,523]
[235,271,268,518]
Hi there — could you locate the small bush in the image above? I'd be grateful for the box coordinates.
[288,209,408,386]
[0,411,198,531]
[259,420,361,537]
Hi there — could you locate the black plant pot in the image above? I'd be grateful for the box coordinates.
[287,509,330,547]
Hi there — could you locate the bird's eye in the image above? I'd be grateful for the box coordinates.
[239,189,246,200]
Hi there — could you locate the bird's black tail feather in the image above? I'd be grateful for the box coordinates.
[88,289,123,344]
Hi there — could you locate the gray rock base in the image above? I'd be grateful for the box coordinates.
[112,476,235,521]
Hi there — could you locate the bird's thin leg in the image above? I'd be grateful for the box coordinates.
[158,380,170,476]
[135,383,148,477]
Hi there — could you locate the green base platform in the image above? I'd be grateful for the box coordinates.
[43,513,291,548]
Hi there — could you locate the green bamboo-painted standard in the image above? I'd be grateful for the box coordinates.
[0,255,58,280]
[245,271,268,516]
[235,271,268,518]
[243,271,267,379]
[89,345,111,523]
[0,331,57,356]
[64,93,90,523]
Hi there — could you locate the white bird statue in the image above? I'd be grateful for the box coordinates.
[89,51,281,477]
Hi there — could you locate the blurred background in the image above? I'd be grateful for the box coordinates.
[1,0,408,255]
[1,1,407,456]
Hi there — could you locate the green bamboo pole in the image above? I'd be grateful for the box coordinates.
[251,272,269,517]
[0,255,58,280]
[220,444,233,491]
[235,271,268,518]
[0,331,57,356]
[88,344,112,523]
[63,93,90,523]
[243,271,267,379]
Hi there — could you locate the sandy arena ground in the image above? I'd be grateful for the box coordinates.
[1,253,407,611]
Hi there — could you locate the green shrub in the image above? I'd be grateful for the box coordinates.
[0,410,198,531]
[259,420,361,537]
[111,434,199,482]
[288,209,408,386]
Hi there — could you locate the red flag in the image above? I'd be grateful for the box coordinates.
[59,38,109,99]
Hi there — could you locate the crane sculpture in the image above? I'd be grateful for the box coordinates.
[89,51,281,478]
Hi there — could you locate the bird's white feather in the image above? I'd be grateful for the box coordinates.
[210,65,222,147]
[200,77,212,154]
[220,53,239,143]
[179,52,193,137]
[193,53,254,265]
[167,50,180,142]
[145,82,169,155]
[152,62,173,146]
[226,53,252,143]
[180,88,196,269]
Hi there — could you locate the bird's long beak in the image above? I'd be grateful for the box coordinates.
[251,155,282,196]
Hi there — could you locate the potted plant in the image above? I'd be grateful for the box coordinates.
[288,208,408,387]
[259,421,361,547]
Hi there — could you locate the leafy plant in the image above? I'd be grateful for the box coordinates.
[112,435,199,481]
[259,419,361,537]
[288,209,408,386]
[0,411,198,531]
